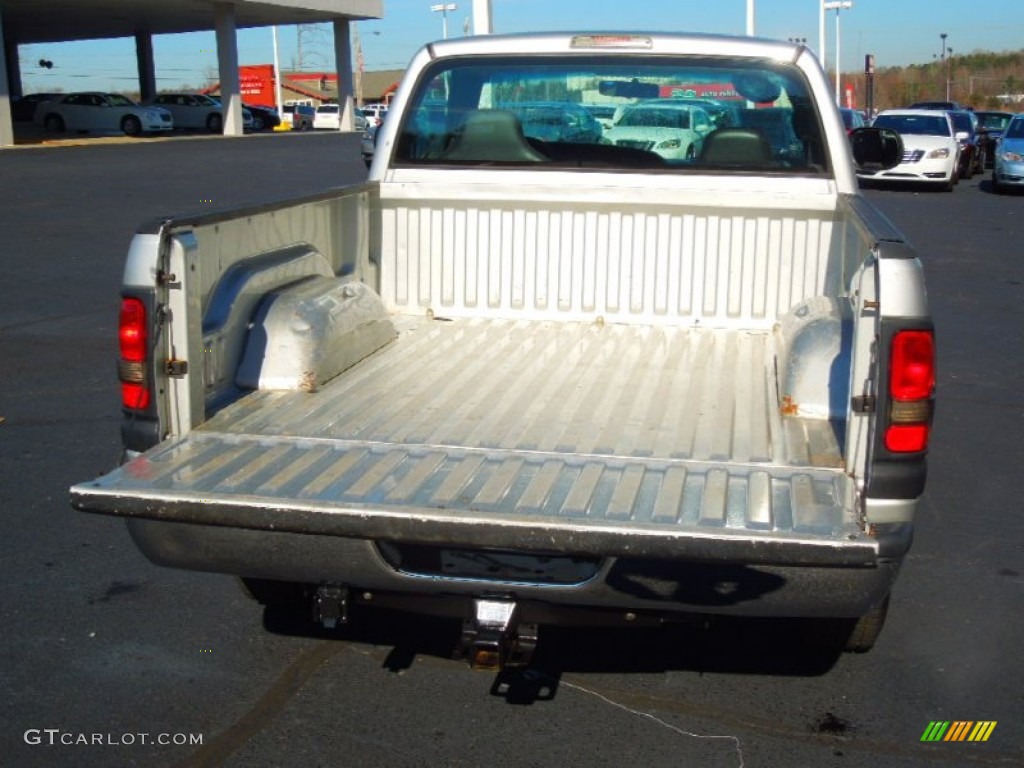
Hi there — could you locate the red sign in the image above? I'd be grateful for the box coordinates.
[239,65,275,107]
[659,83,742,101]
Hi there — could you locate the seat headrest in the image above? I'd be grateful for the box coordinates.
[700,128,773,166]
[441,110,547,163]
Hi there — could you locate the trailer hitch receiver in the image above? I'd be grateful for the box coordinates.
[460,598,537,670]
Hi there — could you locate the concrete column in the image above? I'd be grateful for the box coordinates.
[0,10,13,148]
[472,0,493,34]
[135,32,157,102]
[214,3,243,136]
[6,37,22,99]
[333,19,354,131]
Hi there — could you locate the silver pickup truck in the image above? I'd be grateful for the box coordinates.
[72,32,932,667]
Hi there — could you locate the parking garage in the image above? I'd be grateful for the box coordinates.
[0,0,384,147]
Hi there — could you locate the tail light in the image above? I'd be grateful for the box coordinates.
[885,330,935,452]
[118,297,150,410]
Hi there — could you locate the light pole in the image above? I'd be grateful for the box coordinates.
[747,0,755,35]
[939,33,952,101]
[430,3,458,39]
[823,1,852,106]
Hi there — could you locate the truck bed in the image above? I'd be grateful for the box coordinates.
[74,317,874,566]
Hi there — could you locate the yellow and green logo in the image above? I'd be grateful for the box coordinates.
[921,721,997,742]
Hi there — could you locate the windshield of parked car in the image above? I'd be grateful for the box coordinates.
[107,94,135,107]
[1004,118,1024,140]
[977,113,1012,132]
[617,106,691,129]
[949,112,974,134]
[393,53,827,173]
[873,114,950,137]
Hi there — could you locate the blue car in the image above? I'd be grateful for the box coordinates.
[992,114,1024,193]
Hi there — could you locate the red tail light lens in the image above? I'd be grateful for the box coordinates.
[885,329,935,453]
[890,330,934,401]
[121,381,150,410]
[885,424,930,453]
[119,298,147,362]
[119,298,150,410]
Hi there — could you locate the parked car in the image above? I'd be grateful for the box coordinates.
[361,123,379,167]
[314,103,341,130]
[858,109,959,191]
[991,113,1024,193]
[909,100,967,111]
[36,92,173,136]
[974,110,1014,168]
[362,102,388,127]
[11,92,61,122]
[839,108,867,133]
[669,98,742,128]
[582,103,617,130]
[281,103,315,130]
[500,101,604,144]
[604,101,714,161]
[948,109,984,178]
[353,108,369,131]
[243,103,280,131]
[148,93,251,132]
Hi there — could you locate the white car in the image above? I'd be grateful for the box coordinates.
[362,103,388,128]
[148,93,252,132]
[604,102,714,161]
[36,92,173,136]
[313,104,341,130]
[857,109,960,191]
[312,104,368,131]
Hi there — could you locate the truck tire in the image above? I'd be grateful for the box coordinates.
[842,595,890,653]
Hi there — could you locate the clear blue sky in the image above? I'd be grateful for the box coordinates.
[17,0,1024,93]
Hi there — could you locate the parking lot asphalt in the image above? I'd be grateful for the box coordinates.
[1,137,1022,768]
[7,121,349,148]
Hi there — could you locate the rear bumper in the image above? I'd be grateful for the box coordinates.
[124,517,907,619]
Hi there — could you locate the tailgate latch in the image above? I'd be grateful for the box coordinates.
[165,359,189,377]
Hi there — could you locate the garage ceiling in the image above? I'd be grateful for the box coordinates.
[1,0,383,45]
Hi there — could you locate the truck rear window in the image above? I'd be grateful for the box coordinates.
[393,55,828,174]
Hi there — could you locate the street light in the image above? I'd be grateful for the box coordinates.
[939,33,953,101]
[823,1,853,106]
[430,3,457,40]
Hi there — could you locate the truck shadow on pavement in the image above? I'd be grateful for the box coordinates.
[261,598,849,703]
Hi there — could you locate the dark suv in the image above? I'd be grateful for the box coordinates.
[909,100,967,111]
[974,110,1014,168]
[282,103,315,131]
[948,110,984,178]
